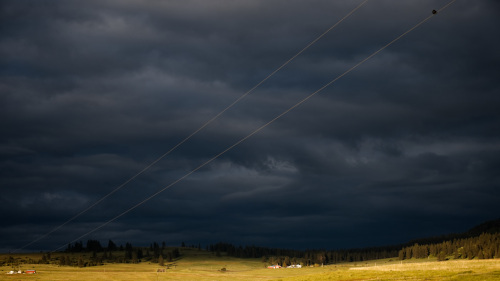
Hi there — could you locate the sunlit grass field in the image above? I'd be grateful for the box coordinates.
[1,248,499,280]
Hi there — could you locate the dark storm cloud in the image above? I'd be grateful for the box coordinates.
[1,0,499,252]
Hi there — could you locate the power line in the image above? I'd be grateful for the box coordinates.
[13,0,370,253]
[51,0,456,253]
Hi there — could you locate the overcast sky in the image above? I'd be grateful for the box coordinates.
[1,0,499,252]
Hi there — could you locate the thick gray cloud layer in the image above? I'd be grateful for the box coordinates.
[1,0,499,251]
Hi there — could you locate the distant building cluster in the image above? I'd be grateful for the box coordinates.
[6,269,36,274]
[267,264,302,269]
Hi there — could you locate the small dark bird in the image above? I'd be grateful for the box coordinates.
[432,9,437,14]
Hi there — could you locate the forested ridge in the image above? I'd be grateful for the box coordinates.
[399,232,500,261]
[399,219,500,261]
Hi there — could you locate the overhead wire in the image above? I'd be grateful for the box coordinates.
[13,0,370,253]
[51,0,457,253]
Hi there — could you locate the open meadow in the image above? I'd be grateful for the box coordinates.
[1,248,500,281]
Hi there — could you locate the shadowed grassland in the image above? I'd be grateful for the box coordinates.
[1,249,499,280]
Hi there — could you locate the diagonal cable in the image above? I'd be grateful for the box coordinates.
[51,0,456,253]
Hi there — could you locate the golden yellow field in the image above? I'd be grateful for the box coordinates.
[1,249,499,280]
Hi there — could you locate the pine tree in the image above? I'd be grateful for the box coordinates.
[107,240,117,251]
[437,251,446,261]
[477,249,485,259]
[398,249,405,260]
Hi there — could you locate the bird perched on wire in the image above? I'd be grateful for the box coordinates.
[432,9,437,14]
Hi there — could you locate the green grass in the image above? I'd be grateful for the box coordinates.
[1,249,499,280]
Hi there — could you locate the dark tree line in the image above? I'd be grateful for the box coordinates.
[208,242,304,260]
[66,240,109,253]
[207,242,399,266]
[61,240,181,267]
